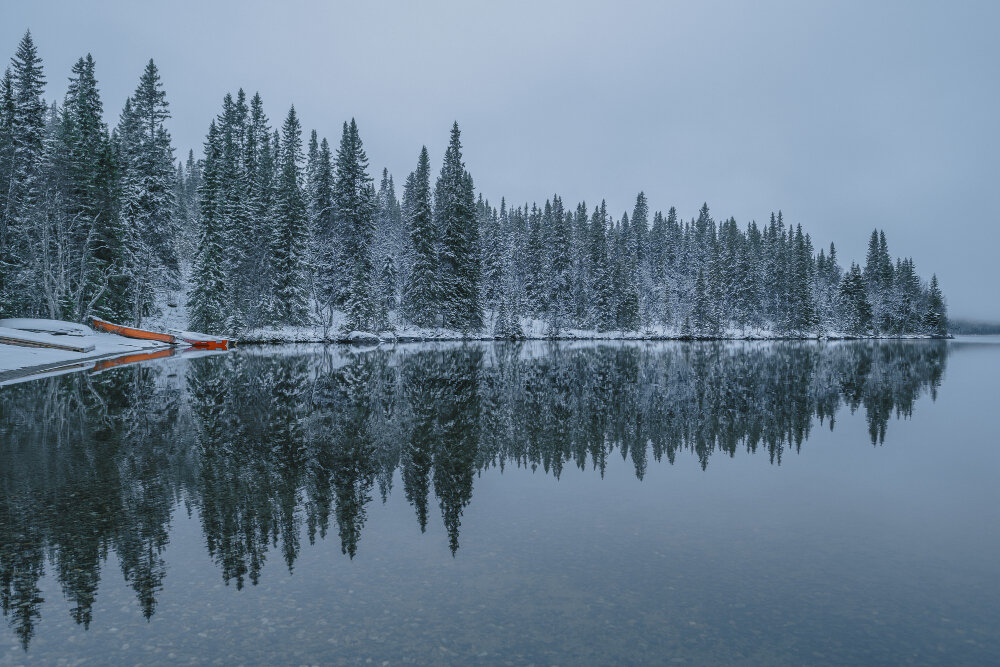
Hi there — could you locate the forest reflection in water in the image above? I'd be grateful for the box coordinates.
[0,340,947,649]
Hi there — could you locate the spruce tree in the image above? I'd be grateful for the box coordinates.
[333,118,377,331]
[126,60,179,288]
[1,31,46,315]
[589,202,615,331]
[546,195,572,333]
[402,146,437,327]
[924,274,947,336]
[839,263,872,336]
[188,121,228,332]
[434,122,481,330]
[56,54,121,320]
[309,136,335,320]
[269,106,310,325]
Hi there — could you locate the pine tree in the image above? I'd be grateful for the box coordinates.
[546,195,572,333]
[1,31,46,315]
[434,123,481,330]
[374,168,402,329]
[839,263,872,336]
[243,92,274,327]
[188,121,227,332]
[126,60,179,288]
[924,274,947,336]
[333,119,377,331]
[219,89,252,331]
[50,54,122,320]
[269,106,310,325]
[589,202,615,331]
[402,146,437,327]
[479,198,504,315]
[492,215,524,339]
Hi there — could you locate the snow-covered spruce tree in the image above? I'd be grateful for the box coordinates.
[839,263,872,336]
[631,192,657,326]
[126,60,179,289]
[401,146,437,327]
[188,121,227,333]
[924,274,947,336]
[374,168,402,329]
[173,148,201,265]
[589,202,615,331]
[0,69,11,240]
[307,134,335,327]
[492,204,524,339]
[269,106,310,325]
[333,118,377,331]
[218,90,252,332]
[863,228,896,334]
[732,224,760,331]
[815,242,842,333]
[244,92,274,326]
[479,196,503,317]
[613,212,640,332]
[546,195,572,334]
[42,54,122,321]
[569,201,591,325]
[1,31,46,316]
[891,257,924,334]
[434,122,481,331]
[523,203,545,316]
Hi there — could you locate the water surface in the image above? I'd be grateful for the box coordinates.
[1,340,997,664]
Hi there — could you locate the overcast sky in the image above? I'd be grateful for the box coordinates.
[3,0,997,319]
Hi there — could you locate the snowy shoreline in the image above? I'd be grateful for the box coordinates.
[234,325,950,345]
[0,329,950,385]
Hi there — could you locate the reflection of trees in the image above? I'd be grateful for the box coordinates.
[0,341,948,647]
[0,366,187,648]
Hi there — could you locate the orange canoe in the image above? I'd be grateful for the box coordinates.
[91,317,177,344]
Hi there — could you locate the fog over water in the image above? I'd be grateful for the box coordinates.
[1,0,997,318]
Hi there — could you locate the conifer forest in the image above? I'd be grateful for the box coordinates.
[0,32,948,339]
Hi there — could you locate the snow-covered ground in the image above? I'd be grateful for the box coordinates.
[227,314,938,344]
[139,272,942,344]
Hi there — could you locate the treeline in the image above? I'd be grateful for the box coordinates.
[0,32,948,337]
[1,341,947,647]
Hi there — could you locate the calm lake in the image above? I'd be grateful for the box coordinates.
[1,340,998,664]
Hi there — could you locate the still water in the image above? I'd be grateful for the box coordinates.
[0,340,997,664]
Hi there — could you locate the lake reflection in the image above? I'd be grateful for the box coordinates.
[0,341,957,657]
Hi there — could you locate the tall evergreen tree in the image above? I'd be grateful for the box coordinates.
[188,121,227,332]
[333,118,377,330]
[1,31,46,315]
[402,146,437,327]
[125,60,178,286]
[839,263,872,336]
[434,122,481,330]
[924,274,947,336]
[269,106,310,325]
[589,202,615,331]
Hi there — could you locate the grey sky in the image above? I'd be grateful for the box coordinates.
[3,0,997,319]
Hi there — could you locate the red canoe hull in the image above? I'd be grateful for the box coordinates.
[92,317,176,344]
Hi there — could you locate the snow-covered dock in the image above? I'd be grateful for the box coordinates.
[0,319,173,385]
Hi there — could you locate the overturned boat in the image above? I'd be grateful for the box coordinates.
[91,317,177,344]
